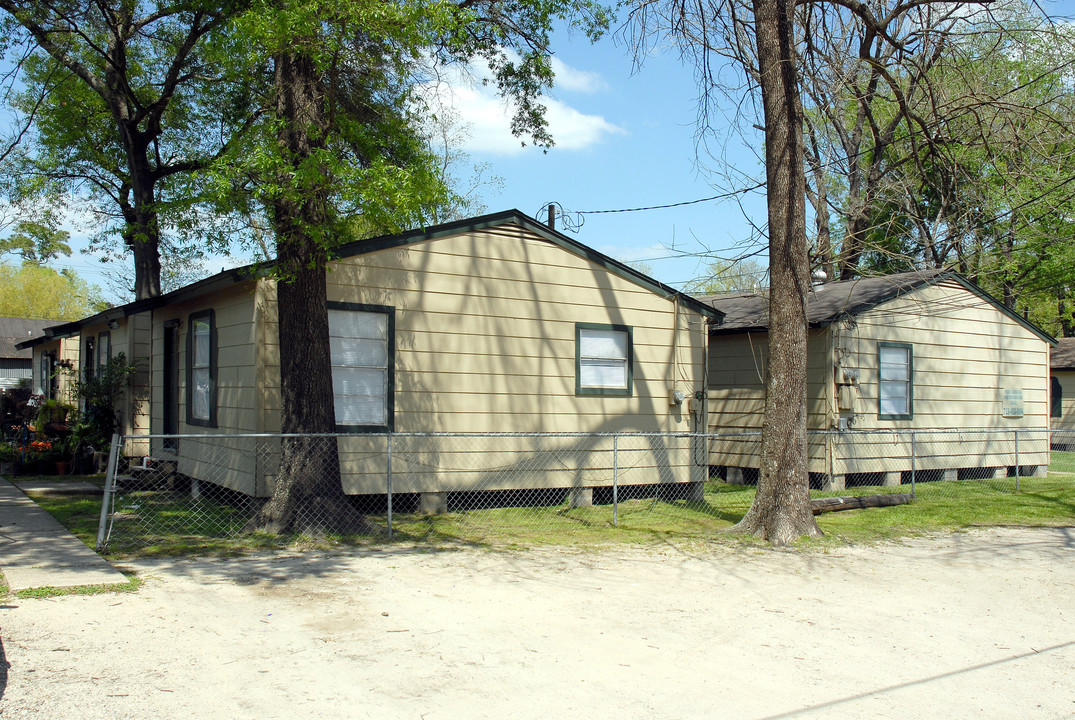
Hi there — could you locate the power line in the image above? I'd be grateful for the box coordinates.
[578,183,766,216]
[543,28,1075,246]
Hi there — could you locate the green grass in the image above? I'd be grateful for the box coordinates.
[1047,450,1075,474]
[15,469,1075,559]
[14,577,143,600]
[814,476,1075,543]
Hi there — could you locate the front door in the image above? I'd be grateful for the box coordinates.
[163,325,179,451]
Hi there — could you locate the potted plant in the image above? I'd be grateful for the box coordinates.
[35,398,74,435]
[26,438,55,474]
[66,415,102,474]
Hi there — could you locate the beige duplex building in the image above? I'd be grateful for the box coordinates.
[25,211,721,505]
[702,270,1055,489]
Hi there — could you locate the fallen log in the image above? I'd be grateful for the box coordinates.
[810,493,913,515]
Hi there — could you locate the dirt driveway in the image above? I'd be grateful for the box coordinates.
[1,527,1073,720]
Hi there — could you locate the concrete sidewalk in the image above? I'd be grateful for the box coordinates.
[0,476,128,592]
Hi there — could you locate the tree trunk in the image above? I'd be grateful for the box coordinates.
[732,0,822,544]
[1059,288,1073,338]
[112,37,164,300]
[119,145,164,300]
[249,49,370,535]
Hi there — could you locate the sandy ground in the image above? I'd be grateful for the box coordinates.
[1,527,1073,720]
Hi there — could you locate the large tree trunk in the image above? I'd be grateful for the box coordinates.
[111,27,164,301]
[732,0,822,544]
[119,144,164,300]
[249,49,370,535]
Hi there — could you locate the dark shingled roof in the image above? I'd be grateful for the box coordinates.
[699,269,1055,344]
[0,317,53,359]
[1052,337,1075,370]
[700,270,948,332]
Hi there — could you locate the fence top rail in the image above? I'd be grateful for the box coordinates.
[120,431,711,441]
[808,428,1051,437]
[118,427,1053,444]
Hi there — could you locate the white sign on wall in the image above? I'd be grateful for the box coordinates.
[1002,388,1024,418]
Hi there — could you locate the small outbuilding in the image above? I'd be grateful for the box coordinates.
[1050,337,1075,445]
[0,317,53,391]
[702,269,1055,489]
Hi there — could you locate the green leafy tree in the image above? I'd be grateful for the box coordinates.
[0,1,254,300]
[0,214,71,265]
[215,0,609,533]
[0,262,107,320]
[799,0,1075,317]
[685,258,769,295]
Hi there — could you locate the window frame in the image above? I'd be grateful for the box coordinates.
[327,301,395,433]
[877,341,913,420]
[1051,375,1063,419]
[97,331,111,374]
[575,322,634,397]
[186,309,217,428]
[39,351,53,398]
[84,336,96,380]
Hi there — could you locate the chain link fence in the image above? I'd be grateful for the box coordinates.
[93,428,1071,553]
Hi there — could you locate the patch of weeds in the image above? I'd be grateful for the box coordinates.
[16,576,143,600]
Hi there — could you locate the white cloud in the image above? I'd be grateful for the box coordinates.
[549,57,610,94]
[418,58,625,156]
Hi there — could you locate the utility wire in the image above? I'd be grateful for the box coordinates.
[543,29,1075,246]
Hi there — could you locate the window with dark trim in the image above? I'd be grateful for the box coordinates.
[328,302,394,432]
[39,351,53,398]
[84,337,95,380]
[878,342,913,420]
[1052,375,1063,418]
[97,331,111,374]
[576,323,633,396]
[186,310,217,427]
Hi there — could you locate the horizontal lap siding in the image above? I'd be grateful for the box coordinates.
[127,312,153,447]
[32,337,79,401]
[329,433,700,494]
[706,329,832,431]
[1053,369,1075,431]
[830,431,1049,474]
[296,225,709,493]
[705,280,1053,474]
[171,225,709,496]
[706,329,832,471]
[323,226,709,436]
[82,315,153,455]
[846,280,1050,433]
[152,283,260,494]
[831,280,1050,472]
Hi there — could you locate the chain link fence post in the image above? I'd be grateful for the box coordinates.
[612,434,619,528]
[386,433,393,539]
[95,433,123,552]
[910,430,916,500]
[1014,429,1020,492]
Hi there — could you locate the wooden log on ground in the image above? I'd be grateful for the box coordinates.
[810,493,913,515]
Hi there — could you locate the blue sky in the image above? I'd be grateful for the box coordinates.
[45,22,770,301]
[439,29,770,292]
[41,1,1075,300]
